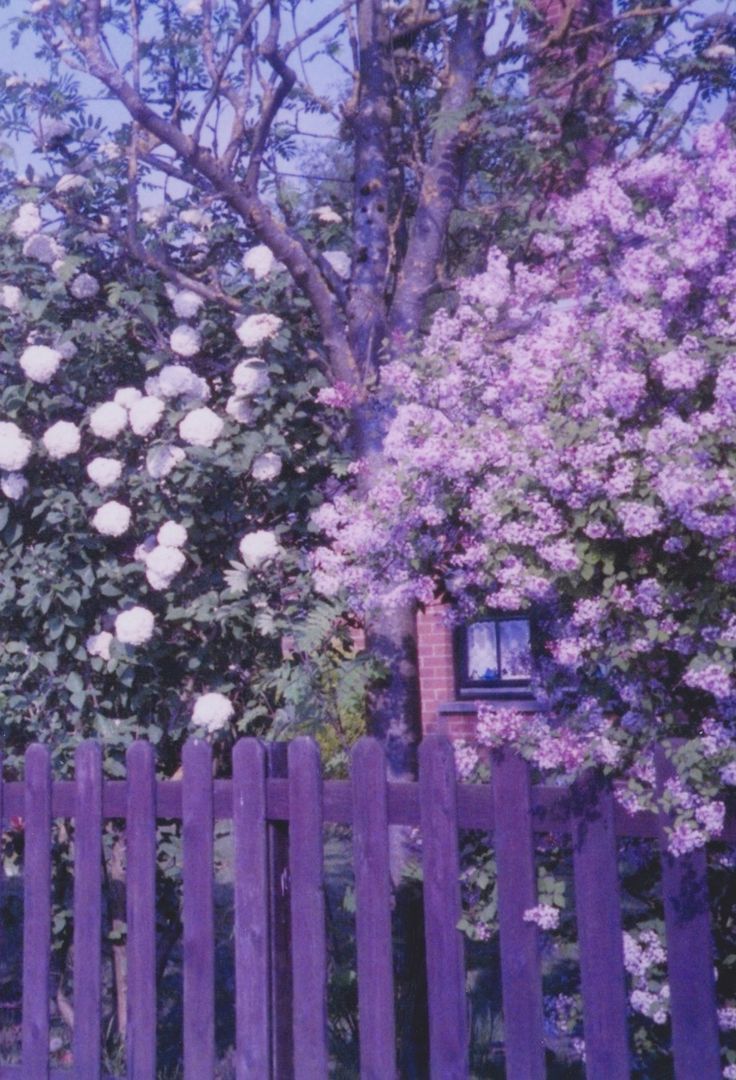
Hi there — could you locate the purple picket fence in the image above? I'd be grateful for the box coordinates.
[0,733,733,1078]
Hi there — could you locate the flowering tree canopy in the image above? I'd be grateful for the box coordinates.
[315,123,736,837]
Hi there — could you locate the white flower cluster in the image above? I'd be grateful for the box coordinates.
[170,324,200,357]
[114,386,143,409]
[43,421,80,460]
[54,173,86,195]
[19,344,63,384]
[312,205,342,224]
[0,421,32,472]
[86,457,122,488]
[86,630,113,661]
[158,521,187,547]
[242,245,276,280]
[147,364,209,402]
[1,285,22,311]
[234,313,282,349]
[522,904,560,930]
[171,289,204,319]
[251,452,282,482]
[144,544,186,590]
[239,529,280,568]
[11,202,41,239]
[70,273,100,300]
[115,606,155,645]
[92,500,131,537]
[146,444,185,479]
[23,233,64,265]
[90,401,128,439]
[225,396,254,423]
[1,471,27,499]
[232,359,270,397]
[130,396,165,437]
[192,692,234,733]
[179,406,223,447]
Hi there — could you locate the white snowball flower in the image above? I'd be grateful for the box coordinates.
[170,324,200,357]
[134,536,157,562]
[323,250,350,279]
[86,631,113,661]
[92,500,131,537]
[19,344,62,383]
[172,289,204,319]
[704,44,736,60]
[312,205,343,224]
[140,203,166,224]
[115,606,155,645]
[192,692,234,733]
[57,340,77,360]
[242,244,276,280]
[89,401,128,439]
[1,472,28,500]
[146,444,185,479]
[54,173,86,195]
[232,360,270,396]
[43,420,80,460]
[234,313,282,349]
[225,395,255,423]
[129,396,165,437]
[157,521,187,548]
[23,233,64,264]
[0,422,32,471]
[70,273,100,300]
[11,203,41,239]
[156,364,209,401]
[239,529,281,568]
[144,544,186,590]
[252,452,282,482]
[179,208,212,228]
[182,0,203,14]
[1,285,22,311]
[179,406,223,447]
[86,457,122,488]
[114,386,143,410]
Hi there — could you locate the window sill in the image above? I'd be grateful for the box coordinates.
[438,697,543,714]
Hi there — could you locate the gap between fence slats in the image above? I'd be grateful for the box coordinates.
[73,741,103,1080]
[288,737,328,1080]
[571,773,629,1080]
[21,743,52,1079]
[419,734,469,1079]
[492,748,546,1080]
[266,742,294,1080]
[352,737,397,1080]
[655,746,721,1079]
[233,739,271,1079]
[126,741,157,1079]
[182,740,215,1079]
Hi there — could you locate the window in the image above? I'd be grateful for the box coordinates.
[455,614,533,698]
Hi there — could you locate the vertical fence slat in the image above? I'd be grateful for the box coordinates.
[22,744,51,1079]
[126,740,157,1079]
[73,741,102,1080]
[418,734,468,1080]
[182,739,215,1079]
[491,748,545,1080]
[351,737,397,1080]
[288,737,328,1080]
[655,747,721,1079]
[233,739,270,1079]
[571,774,629,1079]
[267,743,293,1079]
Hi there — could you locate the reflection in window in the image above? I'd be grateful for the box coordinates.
[459,616,532,690]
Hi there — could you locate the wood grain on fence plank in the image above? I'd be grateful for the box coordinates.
[233,739,271,1079]
[126,741,157,1079]
[655,747,721,1079]
[182,739,215,1079]
[267,743,293,1079]
[492,749,545,1080]
[418,735,468,1079]
[22,744,52,1079]
[73,741,103,1079]
[571,774,629,1079]
[288,738,328,1080]
[351,737,397,1080]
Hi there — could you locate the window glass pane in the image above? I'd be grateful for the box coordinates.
[498,619,532,679]
[467,621,499,681]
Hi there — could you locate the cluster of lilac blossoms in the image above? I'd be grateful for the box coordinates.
[313,123,736,832]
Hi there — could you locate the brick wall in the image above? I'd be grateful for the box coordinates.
[417,602,460,734]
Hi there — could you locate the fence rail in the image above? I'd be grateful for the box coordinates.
[0,734,733,1078]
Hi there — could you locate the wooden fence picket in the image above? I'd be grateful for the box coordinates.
[182,739,215,1079]
[73,740,103,1080]
[288,737,328,1080]
[570,773,629,1079]
[233,738,271,1079]
[491,748,546,1080]
[419,734,468,1079]
[126,740,157,1079]
[21,743,52,1079]
[351,737,397,1080]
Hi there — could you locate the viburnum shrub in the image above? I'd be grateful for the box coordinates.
[0,185,370,775]
[314,122,736,846]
